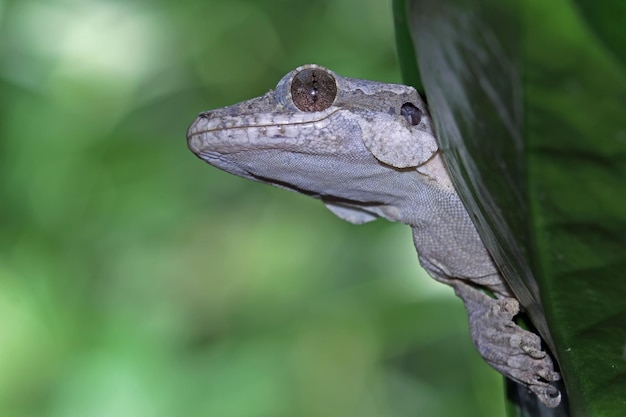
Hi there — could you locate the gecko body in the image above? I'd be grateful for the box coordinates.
[187,64,561,407]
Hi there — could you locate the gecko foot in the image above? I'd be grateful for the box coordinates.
[454,283,561,408]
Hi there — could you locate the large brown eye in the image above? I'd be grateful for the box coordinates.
[290,68,337,112]
[401,102,422,126]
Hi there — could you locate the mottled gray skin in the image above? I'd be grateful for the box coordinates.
[187,64,561,407]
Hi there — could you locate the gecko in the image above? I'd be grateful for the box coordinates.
[186,64,561,407]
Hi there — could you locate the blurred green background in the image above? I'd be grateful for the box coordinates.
[0,0,504,416]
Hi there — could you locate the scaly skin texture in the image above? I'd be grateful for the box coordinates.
[187,64,561,407]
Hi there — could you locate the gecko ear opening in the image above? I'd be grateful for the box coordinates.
[359,113,438,168]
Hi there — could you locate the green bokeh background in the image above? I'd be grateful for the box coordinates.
[0,0,504,416]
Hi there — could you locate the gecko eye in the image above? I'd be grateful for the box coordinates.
[401,103,422,126]
[291,68,337,112]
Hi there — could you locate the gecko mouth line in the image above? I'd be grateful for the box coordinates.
[188,108,341,137]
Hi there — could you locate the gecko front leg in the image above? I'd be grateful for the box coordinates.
[451,280,561,407]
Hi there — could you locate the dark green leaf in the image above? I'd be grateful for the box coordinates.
[395,0,626,416]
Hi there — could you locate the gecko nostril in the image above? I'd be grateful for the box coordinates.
[198,112,213,119]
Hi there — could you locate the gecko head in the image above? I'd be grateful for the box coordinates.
[187,64,441,224]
